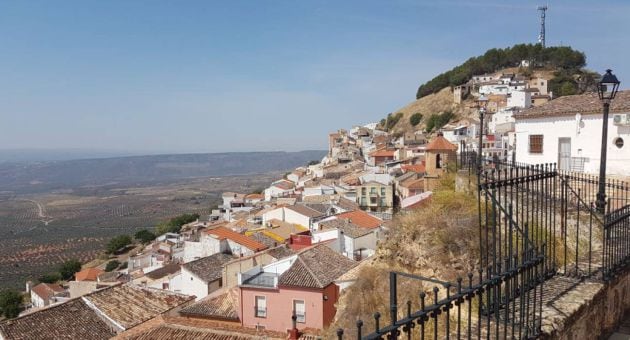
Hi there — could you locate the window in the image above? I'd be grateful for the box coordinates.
[615,137,624,149]
[293,300,306,323]
[255,296,267,318]
[529,135,543,154]
[380,187,386,196]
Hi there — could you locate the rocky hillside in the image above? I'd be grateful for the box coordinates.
[378,44,598,136]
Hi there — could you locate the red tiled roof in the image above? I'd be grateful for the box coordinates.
[425,135,457,151]
[30,283,64,302]
[206,226,268,252]
[272,180,294,190]
[75,268,104,282]
[244,193,263,200]
[401,164,426,173]
[369,149,395,157]
[334,210,383,229]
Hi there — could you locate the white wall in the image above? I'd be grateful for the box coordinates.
[262,207,285,225]
[515,113,630,175]
[507,90,531,109]
[179,267,211,301]
[283,208,311,228]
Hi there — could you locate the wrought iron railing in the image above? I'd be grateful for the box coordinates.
[335,157,630,339]
[603,203,630,280]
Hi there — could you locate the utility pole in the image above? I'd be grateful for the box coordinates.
[538,5,548,48]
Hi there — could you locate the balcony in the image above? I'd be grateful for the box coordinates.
[241,272,279,288]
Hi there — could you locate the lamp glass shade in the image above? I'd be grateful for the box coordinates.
[598,69,620,101]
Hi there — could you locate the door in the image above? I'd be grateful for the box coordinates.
[558,138,571,171]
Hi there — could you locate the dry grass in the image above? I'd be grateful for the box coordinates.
[330,174,482,336]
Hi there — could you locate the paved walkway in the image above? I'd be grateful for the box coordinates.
[610,315,630,339]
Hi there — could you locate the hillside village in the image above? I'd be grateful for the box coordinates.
[2,63,630,339]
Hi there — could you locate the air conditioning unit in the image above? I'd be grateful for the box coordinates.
[613,114,630,126]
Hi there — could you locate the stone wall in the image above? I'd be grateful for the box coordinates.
[541,273,630,339]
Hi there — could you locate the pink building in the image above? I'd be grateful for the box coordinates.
[238,244,356,333]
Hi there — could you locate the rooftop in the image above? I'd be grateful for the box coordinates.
[84,284,194,329]
[278,244,357,289]
[0,299,115,340]
[144,263,181,280]
[516,90,630,118]
[182,253,234,283]
[206,226,268,252]
[30,283,64,301]
[425,135,457,151]
[285,204,325,218]
[179,289,239,321]
[125,324,259,340]
[335,210,383,229]
[75,267,104,281]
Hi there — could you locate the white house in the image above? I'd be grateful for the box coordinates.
[178,252,235,300]
[30,283,65,308]
[514,91,630,175]
[264,180,295,201]
[507,90,532,109]
[261,205,325,230]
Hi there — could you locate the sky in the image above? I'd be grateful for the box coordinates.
[1,0,629,154]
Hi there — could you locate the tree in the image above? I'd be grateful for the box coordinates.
[409,113,423,126]
[58,259,82,280]
[38,272,62,284]
[307,160,319,166]
[416,44,587,99]
[0,289,22,319]
[134,229,156,244]
[105,260,121,272]
[155,213,200,235]
[106,234,132,254]
[560,82,577,96]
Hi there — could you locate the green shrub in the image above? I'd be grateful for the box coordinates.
[38,272,62,284]
[134,229,156,244]
[155,213,200,235]
[58,259,82,280]
[106,235,132,254]
[425,111,454,132]
[416,44,586,99]
[105,260,121,272]
[0,289,22,318]
[409,113,423,126]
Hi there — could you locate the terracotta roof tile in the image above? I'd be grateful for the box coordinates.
[401,164,426,173]
[0,299,115,340]
[206,226,268,252]
[334,210,383,229]
[285,204,325,218]
[179,289,239,320]
[425,135,457,151]
[126,324,257,340]
[369,149,395,157]
[516,90,630,118]
[182,253,234,283]
[30,283,64,302]
[145,263,181,280]
[75,267,104,281]
[278,244,357,289]
[84,284,194,329]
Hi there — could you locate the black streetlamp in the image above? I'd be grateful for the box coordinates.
[596,69,621,213]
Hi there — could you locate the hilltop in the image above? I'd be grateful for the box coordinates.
[378,44,599,135]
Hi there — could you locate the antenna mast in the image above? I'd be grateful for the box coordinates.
[537,5,548,48]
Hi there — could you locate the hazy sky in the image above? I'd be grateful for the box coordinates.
[1,0,628,154]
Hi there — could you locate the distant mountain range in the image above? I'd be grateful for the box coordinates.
[0,150,326,194]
